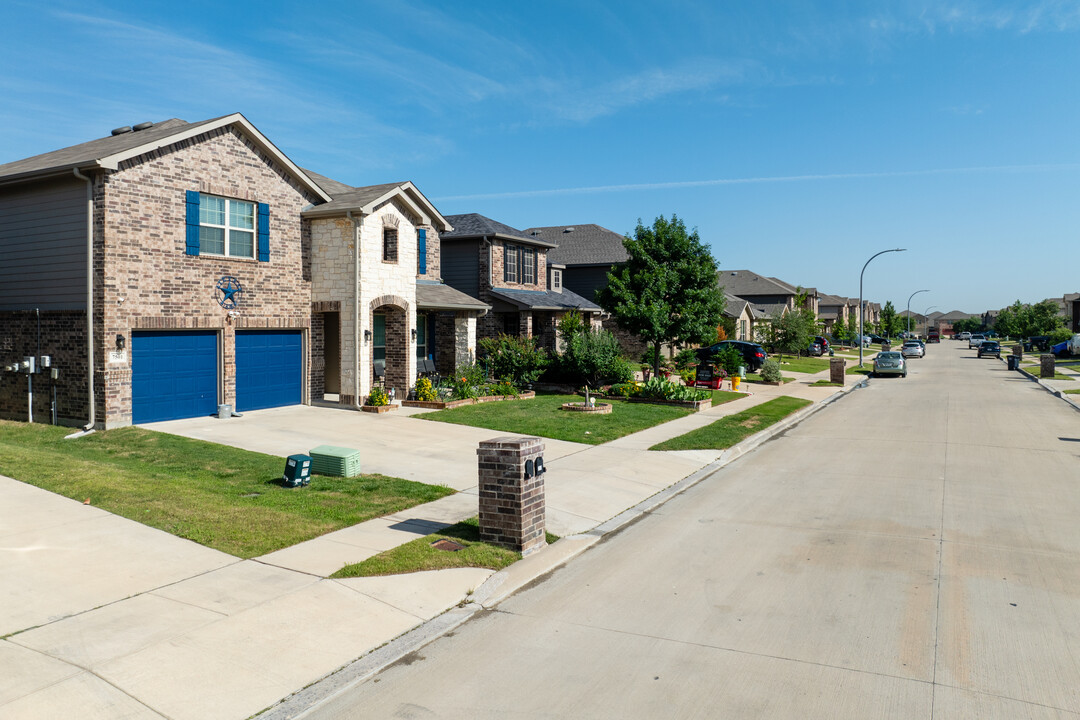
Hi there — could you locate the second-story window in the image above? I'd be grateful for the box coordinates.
[523,248,536,284]
[552,268,562,291]
[383,227,398,262]
[199,195,254,258]
[504,244,519,283]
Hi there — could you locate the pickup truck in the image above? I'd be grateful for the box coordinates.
[968,333,985,349]
[927,330,940,343]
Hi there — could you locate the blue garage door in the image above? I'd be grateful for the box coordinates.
[132,331,218,424]
[236,330,303,411]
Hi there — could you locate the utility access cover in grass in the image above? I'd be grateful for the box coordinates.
[0,422,455,558]
[649,396,812,451]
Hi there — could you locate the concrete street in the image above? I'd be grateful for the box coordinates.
[302,342,1080,719]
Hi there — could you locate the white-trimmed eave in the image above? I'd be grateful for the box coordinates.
[96,113,332,203]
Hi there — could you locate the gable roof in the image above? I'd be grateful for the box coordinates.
[723,293,749,319]
[521,224,629,266]
[0,113,331,202]
[301,180,451,232]
[442,214,554,247]
[818,293,848,307]
[717,270,800,297]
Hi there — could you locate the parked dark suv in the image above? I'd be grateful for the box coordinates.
[696,340,768,372]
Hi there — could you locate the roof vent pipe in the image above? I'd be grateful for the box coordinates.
[111,126,132,136]
[132,122,154,131]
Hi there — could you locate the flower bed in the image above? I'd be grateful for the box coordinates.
[561,401,613,414]
[402,391,535,410]
[361,404,398,413]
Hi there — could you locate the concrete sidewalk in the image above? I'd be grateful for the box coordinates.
[0,364,857,720]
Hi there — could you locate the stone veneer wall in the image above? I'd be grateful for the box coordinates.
[312,199,424,404]
[418,224,441,282]
[98,126,319,428]
[0,310,88,425]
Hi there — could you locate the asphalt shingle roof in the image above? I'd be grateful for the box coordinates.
[521,224,629,266]
[415,282,490,311]
[490,287,600,311]
[442,214,553,247]
[717,270,800,297]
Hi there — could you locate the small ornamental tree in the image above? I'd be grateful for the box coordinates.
[478,334,548,388]
[597,215,725,378]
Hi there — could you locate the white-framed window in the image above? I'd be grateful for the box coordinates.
[551,268,562,291]
[523,248,536,284]
[199,195,254,258]
[505,244,519,283]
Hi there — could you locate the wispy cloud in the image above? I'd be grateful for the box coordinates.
[535,58,764,124]
[435,163,1080,202]
[913,1,1080,34]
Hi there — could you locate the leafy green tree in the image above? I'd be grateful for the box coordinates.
[564,328,626,404]
[953,317,983,335]
[773,307,815,359]
[845,312,858,344]
[1024,299,1065,336]
[994,302,1020,338]
[597,215,725,377]
[880,301,904,338]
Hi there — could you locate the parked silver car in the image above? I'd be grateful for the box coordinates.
[873,351,907,378]
[968,333,986,349]
[901,340,924,358]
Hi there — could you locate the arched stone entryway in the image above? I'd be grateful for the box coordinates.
[369,294,411,401]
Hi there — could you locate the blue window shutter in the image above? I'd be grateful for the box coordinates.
[185,191,200,256]
[257,203,270,262]
[418,229,427,274]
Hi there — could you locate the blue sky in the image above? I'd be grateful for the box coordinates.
[2,0,1078,314]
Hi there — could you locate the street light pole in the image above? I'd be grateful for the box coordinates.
[859,248,906,367]
[923,306,938,337]
[906,289,929,336]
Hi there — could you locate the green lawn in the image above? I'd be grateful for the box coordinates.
[420,393,695,444]
[711,390,747,405]
[650,397,813,451]
[0,422,454,558]
[810,380,843,387]
[332,517,559,578]
[772,356,832,374]
[846,364,875,376]
[1064,389,1080,395]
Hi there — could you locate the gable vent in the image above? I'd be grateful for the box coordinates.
[111,126,132,136]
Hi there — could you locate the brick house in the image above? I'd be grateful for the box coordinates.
[0,113,486,428]
[439,214,600,351]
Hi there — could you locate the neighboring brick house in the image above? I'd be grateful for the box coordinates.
[521,223,655,356]
[721,293,756,342]
[817,293,850,333]
[0,113,486,428]
[439,214,600,351]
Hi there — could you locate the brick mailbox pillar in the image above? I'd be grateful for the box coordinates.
[830,357,845,384]
[1041,354,1056,379]
[477,436,547,556]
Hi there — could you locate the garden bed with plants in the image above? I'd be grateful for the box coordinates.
[404,390,536,410]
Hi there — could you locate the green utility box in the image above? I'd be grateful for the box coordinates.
[283,454,312,487]
[309,445,362,478]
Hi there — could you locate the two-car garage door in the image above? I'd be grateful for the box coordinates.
[131,330,302,423]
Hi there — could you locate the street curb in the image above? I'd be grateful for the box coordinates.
[254,378,867,719]
[1012,360,1080,412]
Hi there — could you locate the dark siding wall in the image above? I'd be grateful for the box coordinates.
[441,240,480,299]
[0,177,88,310]
[563,266,612,306]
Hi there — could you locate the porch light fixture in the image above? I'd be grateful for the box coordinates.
[364,329,372,343]
[411,328,417,341]
[115,333,125,350]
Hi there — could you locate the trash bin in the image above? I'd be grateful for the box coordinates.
[1007,355,1019,371]
[283,454,312,487]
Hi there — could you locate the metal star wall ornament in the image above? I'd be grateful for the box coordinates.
[216,276,243,309]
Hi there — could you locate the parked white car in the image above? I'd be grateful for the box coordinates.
[958,331,971,341]
[968,333,985,349]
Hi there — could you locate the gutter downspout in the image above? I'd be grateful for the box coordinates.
[68,168,96,436]
[347,211,363,410]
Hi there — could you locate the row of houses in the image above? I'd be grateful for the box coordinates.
[0,112,892,430]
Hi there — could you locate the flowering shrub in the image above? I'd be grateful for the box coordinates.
[609,382,640,398]
[367,386,390,406]
[488,379,519,398]
[415,377,437,402]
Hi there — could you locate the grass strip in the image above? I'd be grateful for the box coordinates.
[420,393,693,445]
[810,380,843,387]
[773,357,832,374]
[745,373,795,383]
[1064,389,1080,395]
[711,390,747,405]
[846,365,874,376]
[0,422,454,558]
[650,396,812,451]
[331,517,559,578]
